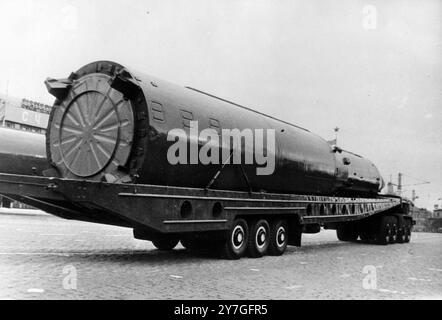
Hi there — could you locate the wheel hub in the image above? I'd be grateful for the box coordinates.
[256,226,267,248]
[277,227,286,247]
[232,226,245,250]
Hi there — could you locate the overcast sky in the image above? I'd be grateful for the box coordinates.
[0,0,440,209]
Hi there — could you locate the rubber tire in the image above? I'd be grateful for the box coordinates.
[389,216,398,244]
[220,219,249,260]
[181,236,213,252]
[359,232,372,243]
[248,219,271,258]
[376,216,392,245]
[152,236,179,251]
[337,225,359,242]
[180,237,199,250]
[359,220,376,243]
[268,219,289,256]
[396,218,406,244]
[404,221,411,243]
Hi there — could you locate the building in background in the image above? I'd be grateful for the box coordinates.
[429,199,442,232]
[412,200,442,233]
[0,94,51,134]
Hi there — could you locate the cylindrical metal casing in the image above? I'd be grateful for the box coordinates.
[0,127,48,176]
[46,61,383,196]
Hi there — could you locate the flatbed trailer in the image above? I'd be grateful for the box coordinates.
[0,173,414,259]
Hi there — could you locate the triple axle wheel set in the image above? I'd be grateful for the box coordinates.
[149,218,290,260]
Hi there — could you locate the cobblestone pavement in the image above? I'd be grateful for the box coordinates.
[0,213,441,300]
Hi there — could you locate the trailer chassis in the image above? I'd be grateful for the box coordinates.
[0,173,413,259]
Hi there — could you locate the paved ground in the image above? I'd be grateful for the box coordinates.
[0,213,441,300]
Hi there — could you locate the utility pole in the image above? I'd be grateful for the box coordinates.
[397,172,402,196]
[334,127,339,145]
[388,172,429,199]
[387,175,395,194]
[411,190,419,202]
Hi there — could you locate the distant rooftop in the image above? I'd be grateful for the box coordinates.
[0,94,52,133]
[0,94,52,115]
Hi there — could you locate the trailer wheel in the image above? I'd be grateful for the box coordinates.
[376,216,392,245]
[180,237,199,250]
[359,232,371,243]
[248,219,270,258]
[152,236,179,251]
[268,219,289,256]
[404,221,411,243]
[389,216,398,244]
[359,220,375,243]
[396,227,405,243]
[396,218,406,243]
[220,219,249,260]
[181,236,212,252]
[336,225,358,242]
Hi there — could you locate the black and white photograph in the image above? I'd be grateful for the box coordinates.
[0,0,441,306]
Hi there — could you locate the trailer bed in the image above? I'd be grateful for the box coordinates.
[0,173,404,233]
